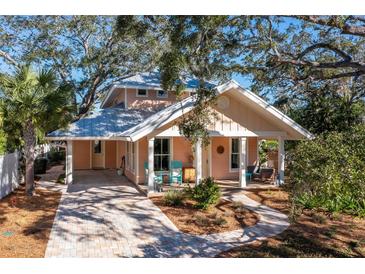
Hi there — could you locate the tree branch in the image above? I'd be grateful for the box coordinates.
[298,43,352,62]
[0,49,19,67]
[290,16,365,37]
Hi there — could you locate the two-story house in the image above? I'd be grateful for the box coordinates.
[47,72,312,194]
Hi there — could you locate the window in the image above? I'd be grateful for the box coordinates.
[94,140,102,154]
[230,138,239,170]
[154,138,170,171]
[136,89,148,97]
[156,89,168,98]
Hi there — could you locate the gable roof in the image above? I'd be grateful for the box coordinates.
[47,108,157,140]
[100,71,215,108]
[47,80,313,141]
[123,80,313,141]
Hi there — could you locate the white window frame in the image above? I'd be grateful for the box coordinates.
[229,138,239,172]
[156,89,168,99]
[93,140,102,154]
[136,89,148,98]
[154,138,171,171]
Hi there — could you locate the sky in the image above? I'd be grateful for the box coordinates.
[0,16,301,106]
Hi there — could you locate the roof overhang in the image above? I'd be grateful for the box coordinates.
[125,80,314,141]
[48,80,313,142]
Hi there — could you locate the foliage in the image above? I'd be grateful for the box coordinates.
[212,216,228,226]
[0,16,161,118]
[287,125,365,217]
[47,148,66,164]
[133,16,365,142]
[34,158,48,174]
[259,140,278,165]
[194,213,210,226]
[148,16,243,146]
[185,177,221,210]
[288,87,365,135]
[0,65,74,195]
[163,190,186,206]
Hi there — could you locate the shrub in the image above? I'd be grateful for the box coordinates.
[48,148,65,163]
[212,216,227,226]
[185,177,221,210]
[34,157,48,174]
[287,125,365,217]
[194,213,209,226]
[163,190,185,206]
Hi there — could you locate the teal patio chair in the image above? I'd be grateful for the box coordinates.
[144,162,163,191]
[169,160,183,185]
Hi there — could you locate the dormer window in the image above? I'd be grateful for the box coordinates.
[156,90,168,98]
[136,89,148,97]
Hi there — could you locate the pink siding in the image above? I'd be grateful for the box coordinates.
[172,137,193,167]
[110,88,189,110]
[116,140,126,168]
[105,141,117,169]
[248,137,258,166]
[73,140,91,170]
[137,137,148,184]
[211,137,238,180]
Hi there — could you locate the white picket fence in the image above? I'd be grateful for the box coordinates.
[0,151,19,199]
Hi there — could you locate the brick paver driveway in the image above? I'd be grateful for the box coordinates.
[45,170,289,258]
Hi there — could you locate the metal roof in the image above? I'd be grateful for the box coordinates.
[47,80,313,141]
[114,71,211,90]
[47,108,157,139]
[100,72,217,108]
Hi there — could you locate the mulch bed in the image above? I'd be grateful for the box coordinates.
[217,188,365,258]
[0,185,61,258]
[151,197,259,235]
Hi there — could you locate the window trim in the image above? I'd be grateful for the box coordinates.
[136,89,148,98]
[154,138,171,171]
[93,140,102,154]
[229,138,239,172]
[156,89,168,99]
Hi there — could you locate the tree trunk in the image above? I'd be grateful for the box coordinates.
[23,120,36,196]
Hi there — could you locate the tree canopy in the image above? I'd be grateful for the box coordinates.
[0,65,74,194]
[123,16,365,137]
[0,15,364,142]
[0,16,162,118]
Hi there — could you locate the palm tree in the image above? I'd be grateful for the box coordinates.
[0,65,74,195]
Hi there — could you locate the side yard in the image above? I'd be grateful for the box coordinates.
[218,188,365,258]
[0,165,63,258]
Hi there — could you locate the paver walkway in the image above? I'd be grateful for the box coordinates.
[45,170,289,257]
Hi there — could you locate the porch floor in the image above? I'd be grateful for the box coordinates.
[137,178,277,196]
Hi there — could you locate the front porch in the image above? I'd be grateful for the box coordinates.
[137,176,278,196]
[141,135,285,195]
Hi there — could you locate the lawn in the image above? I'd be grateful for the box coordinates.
[0,185,61,258]
[218,188,365,258]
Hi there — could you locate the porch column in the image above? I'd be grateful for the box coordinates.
[278,136,285,185]
[239,137,247,188]
[66,140,73,184]
[147,137,155,193]
[195,138,202,185]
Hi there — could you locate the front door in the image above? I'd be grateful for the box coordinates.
[92,140,105,169]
